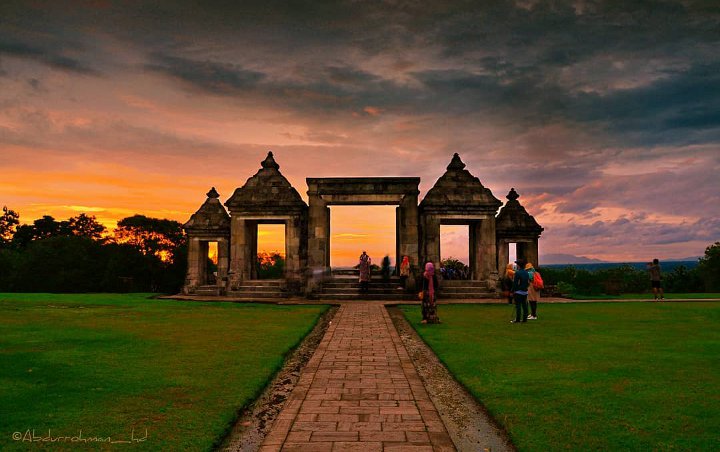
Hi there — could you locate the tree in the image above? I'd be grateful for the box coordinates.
[67,213,106,239]
[0,206,20,248]
[113,215,185,262]
[257,252,284,279]
[698,242,720,292]
[11,235,103,292]
[12,215,69,248]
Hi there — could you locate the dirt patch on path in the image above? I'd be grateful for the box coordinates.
[388,306,515,452]
[218,306,338,452]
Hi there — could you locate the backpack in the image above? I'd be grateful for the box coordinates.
[532,271,544,290]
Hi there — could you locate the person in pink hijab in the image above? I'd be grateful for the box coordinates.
[421,261,440,324]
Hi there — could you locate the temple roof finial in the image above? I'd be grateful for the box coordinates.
[507,187,519,201]
[447,153,466,171]
[206,187,220,199]
[261,151,280,170]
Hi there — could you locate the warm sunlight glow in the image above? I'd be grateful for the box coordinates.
[330,206,396,267]
[208,241,218,265]
[257,224,285,256]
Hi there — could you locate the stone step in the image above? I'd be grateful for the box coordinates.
[235,285,286,292]
[320,290,410,298]
[439,292,497,299]
[330,276,401,282]
[315,293,416,301]
[441,280,489,287]
[195,286,224,296]
[321,288,410,295]
[241,279,283,286]
[227,290,287,298]
[440,286,491,294]
[322,282,404,289]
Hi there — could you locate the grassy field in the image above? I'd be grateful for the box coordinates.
[0,293,328,451]
[401,302,720,451]
[570,292,720,300]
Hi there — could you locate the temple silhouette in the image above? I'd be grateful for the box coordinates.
[183,152,542,299]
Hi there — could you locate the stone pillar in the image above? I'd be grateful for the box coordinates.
[497,239,509,274]
[325,206,331,269]
[525,240,540,268]
[248,222,258,279]
[285,215,304,294]
[198,241,209,285]
[399,193,420,273]
[469,223,477,279]
[395,207,401,276]
[229,217,254,289]
[479,217,498,288]
[307,194,329,293]
[422,214,441,271]
[217,237,230,291]
[183,237,202,293]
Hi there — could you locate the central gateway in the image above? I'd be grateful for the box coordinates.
[305,177,420,292]
[182,152,543,299]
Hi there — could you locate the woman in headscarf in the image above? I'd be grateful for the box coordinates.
[358,251,371,293]
[502,263,515,304]
[399,255,410,289]
[525,262,539,319]
[421,262,440,324]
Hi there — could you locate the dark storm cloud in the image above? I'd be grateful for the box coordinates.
[3,1,720,143]
[570,62,720,143]
[0,38,100,76]
[145,51,423,114]
[145,54,266,93]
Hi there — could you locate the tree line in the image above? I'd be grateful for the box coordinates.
[0,207,187,293]
[541,242,720,296]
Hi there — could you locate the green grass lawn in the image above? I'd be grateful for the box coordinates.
[0,293,327,451]
[570,292,720,300]
[401,303,720,451]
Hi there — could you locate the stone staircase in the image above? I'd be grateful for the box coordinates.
[316,269,416,301]
[193,285,225,296]
[438,279,497,299]
[227,280,288,300]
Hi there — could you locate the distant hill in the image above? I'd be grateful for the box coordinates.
[543,261,699,271]
[665,256,701,262]
[542,253,608,265]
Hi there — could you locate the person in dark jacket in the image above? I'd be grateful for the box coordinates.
[511,259,530,323]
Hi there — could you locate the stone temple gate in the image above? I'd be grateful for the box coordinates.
[183,152,543,298]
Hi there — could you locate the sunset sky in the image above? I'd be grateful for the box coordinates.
[2,1,719,265]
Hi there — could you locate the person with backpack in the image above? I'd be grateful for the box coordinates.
[525,262,543,320]
[511,259,530,323]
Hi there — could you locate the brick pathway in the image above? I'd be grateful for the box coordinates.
[260,303,455,451]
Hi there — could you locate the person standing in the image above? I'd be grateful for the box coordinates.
[525,262,540,319]
[421,262,440,324]
[502,263,515,304]
[648,258,664,301]
[358,251,371,293]
[399,255,410,289]
[511,259,530,323]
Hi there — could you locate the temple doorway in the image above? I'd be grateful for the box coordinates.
[206,241,218,284]
[256,224,286,279]
[440,225,470,279]
[329,205,396,269]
